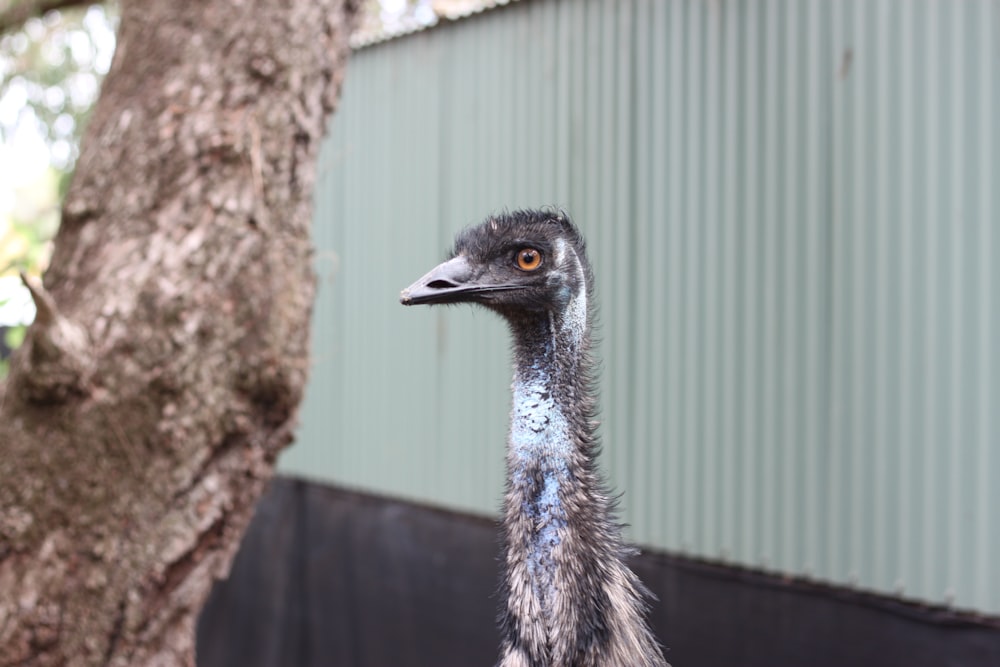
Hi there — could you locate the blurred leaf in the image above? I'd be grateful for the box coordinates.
[4,322,25,348]
[0,323,25,378]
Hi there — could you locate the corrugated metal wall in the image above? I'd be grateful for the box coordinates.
[280,0,1000,616]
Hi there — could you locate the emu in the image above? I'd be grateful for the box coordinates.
[401,209,668,667]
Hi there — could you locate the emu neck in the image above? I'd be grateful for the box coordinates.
[506,303,595,631]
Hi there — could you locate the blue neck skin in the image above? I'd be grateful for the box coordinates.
[508,310,584,613]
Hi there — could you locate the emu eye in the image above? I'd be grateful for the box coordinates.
[515,248,543,271]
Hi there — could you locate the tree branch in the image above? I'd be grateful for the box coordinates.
[0,0,95,35]
[19,271,56,326]
[17,270,93,402]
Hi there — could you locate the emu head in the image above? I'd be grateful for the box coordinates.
[399,209,592,330]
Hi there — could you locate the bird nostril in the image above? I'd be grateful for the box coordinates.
[426,279,458,289]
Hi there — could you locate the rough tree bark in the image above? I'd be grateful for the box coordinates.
[0,0,357,664]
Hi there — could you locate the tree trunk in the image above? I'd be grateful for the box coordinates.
[0,0,356,664]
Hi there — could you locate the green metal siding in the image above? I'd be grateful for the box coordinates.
[281,0,1000,616]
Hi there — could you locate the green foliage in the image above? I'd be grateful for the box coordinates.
[0,323,24,378]
[4,322,24,348]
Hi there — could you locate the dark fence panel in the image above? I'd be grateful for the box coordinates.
[199,477,1000,667]
[198,477,498,667]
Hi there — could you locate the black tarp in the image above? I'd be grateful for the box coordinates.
[199,477,1000,667]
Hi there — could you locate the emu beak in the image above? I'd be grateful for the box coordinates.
[400,255,474,305]
[400,255,520,306]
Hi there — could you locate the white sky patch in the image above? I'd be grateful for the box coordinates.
[84,5,117,75]
[380,0,407,17]
[0,126,50,211]
[0,276,35,326]
[0,124,51,328]
[0,80,28,128]
[67,71,100,109]
[68,29,94,68]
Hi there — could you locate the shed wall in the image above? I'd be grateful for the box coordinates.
[281,0,1000,616]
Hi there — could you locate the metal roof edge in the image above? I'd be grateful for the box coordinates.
[349,0,522,50]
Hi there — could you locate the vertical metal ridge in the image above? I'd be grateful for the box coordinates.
[945,0,967,608]
[630,0,653,542]
[780,0,804,575]
[758,0,779,571]
[871,0,892,596]
[737,0,761,567]
[896,0,917,602]
[664,0,685,553]
[975,0,997,614]
[701,0,722,560]
[827,0,848,588]
[718,0,740,564]
[920,0,943,602]
[801,0,823,580]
